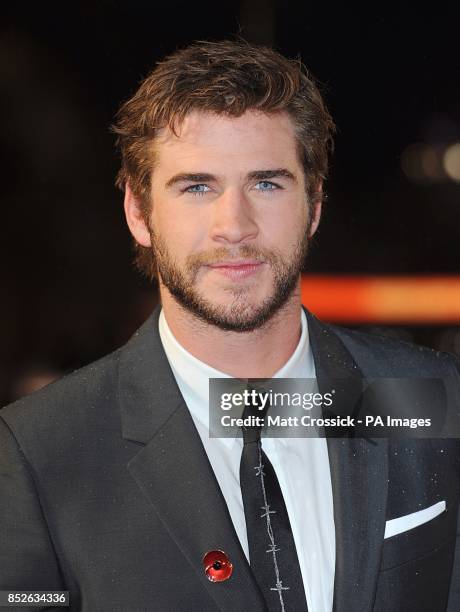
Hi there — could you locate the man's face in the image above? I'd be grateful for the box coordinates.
[140,110,317,331]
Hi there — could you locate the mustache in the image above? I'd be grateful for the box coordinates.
[185,245,280,274]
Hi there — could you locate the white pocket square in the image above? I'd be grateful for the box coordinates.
[384,500,446,539]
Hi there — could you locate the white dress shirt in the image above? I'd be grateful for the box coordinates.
[158,309,335,612]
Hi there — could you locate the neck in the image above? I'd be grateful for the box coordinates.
[159,284,303,378]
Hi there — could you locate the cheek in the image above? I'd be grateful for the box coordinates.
[260,204,307,247]
[153,208,208,253]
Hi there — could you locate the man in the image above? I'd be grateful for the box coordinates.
[1,39,460,612]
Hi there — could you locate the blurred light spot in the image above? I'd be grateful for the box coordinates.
[401,143,443,182]
[301,275,460,323]
[443,143,460,182]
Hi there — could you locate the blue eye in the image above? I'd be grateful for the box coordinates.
[184,184,211,195]
[254,181,279,191]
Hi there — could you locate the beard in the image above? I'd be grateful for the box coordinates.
[150,226,310,333]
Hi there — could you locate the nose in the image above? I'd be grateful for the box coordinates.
[210,188,259,245]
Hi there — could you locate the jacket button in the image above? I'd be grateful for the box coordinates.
[203,550,233,582]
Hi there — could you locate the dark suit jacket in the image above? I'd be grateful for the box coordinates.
[1,306,460,612]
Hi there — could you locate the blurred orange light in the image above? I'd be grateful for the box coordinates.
[301,275,460,323]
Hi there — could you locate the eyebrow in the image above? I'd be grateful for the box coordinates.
[247,169,297,183]
[165,173,215,188]
[165,168,297,189]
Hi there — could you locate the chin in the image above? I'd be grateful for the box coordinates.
[208,292,268,310]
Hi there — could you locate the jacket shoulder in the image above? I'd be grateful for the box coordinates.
[330,323,460,377]
[0,347,123,446]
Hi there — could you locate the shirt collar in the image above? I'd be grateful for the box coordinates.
[158,308,314,448]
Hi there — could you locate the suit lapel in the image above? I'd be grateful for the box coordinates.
[306,310,388,612]
[118,306,266,612]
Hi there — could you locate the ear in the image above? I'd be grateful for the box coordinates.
[308,181,323,238]
[124,182,152,247]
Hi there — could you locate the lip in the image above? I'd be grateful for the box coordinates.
[206,260,264,280]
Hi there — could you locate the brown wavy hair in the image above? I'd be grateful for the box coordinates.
[112,39,335,280]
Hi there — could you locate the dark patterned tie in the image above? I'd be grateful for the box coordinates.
[239,386,309,612]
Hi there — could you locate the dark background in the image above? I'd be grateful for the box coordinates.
[1,1,459,404]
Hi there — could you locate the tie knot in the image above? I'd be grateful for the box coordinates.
[241,385,270,445]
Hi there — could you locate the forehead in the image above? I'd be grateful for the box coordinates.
[152,110,302,172]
